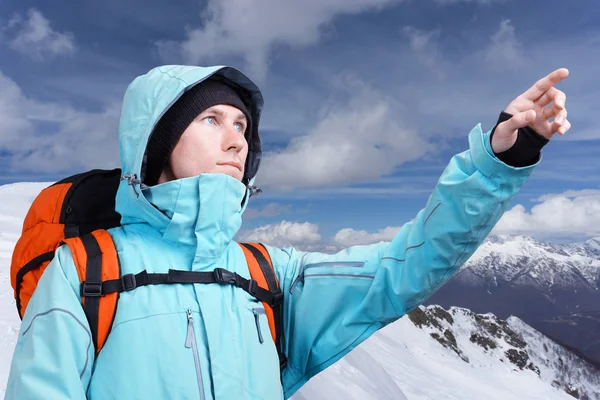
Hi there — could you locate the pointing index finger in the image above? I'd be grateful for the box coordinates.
[523,68,569,101]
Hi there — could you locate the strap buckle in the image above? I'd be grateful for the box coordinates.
[121,273,137,291]
[81,282,103,297]
[269,291,284,307]
[247,279,257,296]
[213,268,237,285]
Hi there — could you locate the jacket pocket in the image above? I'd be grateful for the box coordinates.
[290,261,367,293]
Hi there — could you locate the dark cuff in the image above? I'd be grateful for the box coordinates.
[490,111,549,168]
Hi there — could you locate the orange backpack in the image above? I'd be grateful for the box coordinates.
[10,168,287,371]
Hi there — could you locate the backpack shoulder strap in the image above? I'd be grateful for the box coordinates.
[64,229,120,355]
[239,242,287,371]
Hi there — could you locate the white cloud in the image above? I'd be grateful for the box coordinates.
[257,77,433,190]
[238,188,600,251]
[485,19,523,69]
[536,189,600,202]
[237,220,322,248]
[333,226,401,247]
[6,9,75,60]
[403,26,439,53]
[0,71,120,173]
[402,26,444,78]
[402,27,600,144]
[157,0,407,82]
[493,190,600,238]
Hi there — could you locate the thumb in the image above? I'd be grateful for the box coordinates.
[491,110,536,153]
[498,110,536,135]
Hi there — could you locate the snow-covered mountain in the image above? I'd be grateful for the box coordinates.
[460,234,600,290]
[2,182,599,399]
[427,234,600,368]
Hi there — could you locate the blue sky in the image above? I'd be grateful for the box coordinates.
[1,0,599,249]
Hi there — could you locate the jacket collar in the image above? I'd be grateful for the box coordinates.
[140,173,249,265]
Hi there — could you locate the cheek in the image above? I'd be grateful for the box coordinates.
[168,133,212,177]
[241,145,249,164]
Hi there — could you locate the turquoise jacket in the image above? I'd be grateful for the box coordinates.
[7,65,538,399]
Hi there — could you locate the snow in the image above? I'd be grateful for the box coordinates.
[1,182,598,399]
[587,238,600,251]
[508,317,600,393]
[0,182,52,398]
[295,307,594,400]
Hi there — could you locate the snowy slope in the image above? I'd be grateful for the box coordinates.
[0,182,51,399]
[2,182,599,399]
[294,305,600,400]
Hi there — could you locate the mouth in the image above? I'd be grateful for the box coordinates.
[217,161,242,172]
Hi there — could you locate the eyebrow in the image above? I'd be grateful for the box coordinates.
[203,107,247,123]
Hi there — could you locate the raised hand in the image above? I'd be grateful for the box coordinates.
[492,68,570,154]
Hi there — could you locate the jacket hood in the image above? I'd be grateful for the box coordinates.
[117,65,263,185]
[114,65,264,256]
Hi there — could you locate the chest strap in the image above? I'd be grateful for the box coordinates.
[81,268,284,307]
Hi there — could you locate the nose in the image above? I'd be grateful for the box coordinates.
[223,124,247,153]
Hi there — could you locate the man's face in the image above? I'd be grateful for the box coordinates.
[159,104,249,183]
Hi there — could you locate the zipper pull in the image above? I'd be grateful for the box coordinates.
[185,309,194,348]
[252,309,264,344]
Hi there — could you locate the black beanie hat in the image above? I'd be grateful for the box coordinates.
[143,78,252,186]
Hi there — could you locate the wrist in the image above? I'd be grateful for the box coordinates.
[489,111,549,167]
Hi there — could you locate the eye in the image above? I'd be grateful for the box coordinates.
[234,122,245,133]
[205,116,216,125]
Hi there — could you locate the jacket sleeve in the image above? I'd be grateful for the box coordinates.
[268,124,540,398]
[6,245,94,399]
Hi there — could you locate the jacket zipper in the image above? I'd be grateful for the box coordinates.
[290,261,365,293]
[251,307,266,344]
[185,309,205,400]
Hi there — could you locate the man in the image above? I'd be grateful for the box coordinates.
[7,65,570,399]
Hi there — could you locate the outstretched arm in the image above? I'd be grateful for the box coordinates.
[270,68,570,398]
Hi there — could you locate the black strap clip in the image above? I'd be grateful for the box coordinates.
[247,279,257,296]
[121,273,137,291]
[81,282,103,297]
[269,291,284,307]
[214,268,237,285]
